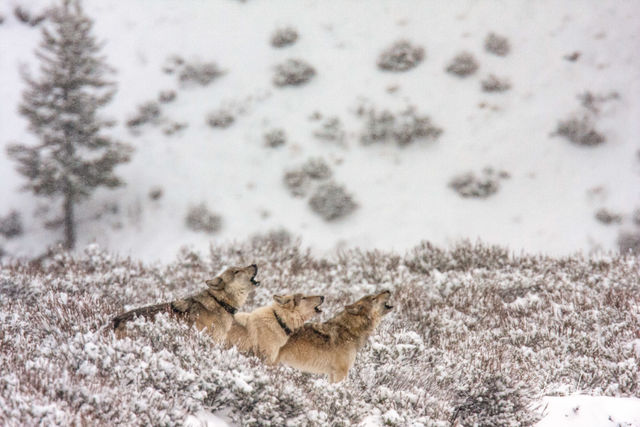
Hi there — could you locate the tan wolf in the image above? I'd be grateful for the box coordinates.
[225,293,325,364]
[112,264,259,342]
[276,290,393,383]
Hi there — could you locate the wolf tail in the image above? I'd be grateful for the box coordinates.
[112,302,174,330]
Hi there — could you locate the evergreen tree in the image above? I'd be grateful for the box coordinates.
[7,0,132,250]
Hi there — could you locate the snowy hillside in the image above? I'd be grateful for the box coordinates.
[1,240,639,425]
[1,0,639,261]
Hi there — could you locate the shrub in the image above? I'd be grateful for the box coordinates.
[618,231,640,255]
[308,182,357,221]
[555,115,605,146]
[179,62,224,86]
[578,91,619,115]
[0,241,639,425]
[377,40,425,72]
[485,33,510,56]
[283,170,310,197]
[313,117,345,144]
[250,228,293,249]
[273,59,316,87]
[452,374,539,426]
[481,74,511,92]
[126,101,161,128]
[271,27,298,48]
[185,203,222,233]
[14,6,46,26]
[158,90,177,103]
[446,52,479,77]
[264,128,286,148]
[149,187,163,201]
[283,158,332,197]
[0,210,23,238]
[359,105,442,146]
[163,121,188,136]
[595,208,622,225]
[302,158,332,180]
[393,106,443,146]
[632,209,640,226]
[206,110,235,128]
[14,6,31,23]
[449,168,507,198]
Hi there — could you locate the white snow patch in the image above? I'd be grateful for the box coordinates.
[184,410,231,427]
[537,395,640,427]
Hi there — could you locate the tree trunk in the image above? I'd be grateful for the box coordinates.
[63,192,75,250]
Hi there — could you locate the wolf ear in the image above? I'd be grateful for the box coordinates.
[206,277,224,290]
[345,303,363,315]
[273,295,293,308]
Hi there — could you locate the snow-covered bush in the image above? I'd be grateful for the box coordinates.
[271,27,298,48]
[127,101,161,128]
[377,40,425,72]
[633,208,640,226]
[264,128,286,148]
[555,115,605,146]
[446,52,479,77]
[14,6,45,26]
[163,121,188,136]
[179,62,224,86]
[273,59,316,87]
[1,241,638,425]
[453,374,539,426]
[0,210,23,239]
[481,74,511,92]
[158,90,177,103]
[359,105,442,146]
[578,91,619,114]
[302,158,332,180]
[283,170,310,197]
[206,109,235,128]
[283,158,333,197]
[308,182,357,221]
[313,116,345,144]
[185,203,222,233]
[404,240,514,273]
[485,32,510,56]
[251,229,294,248]
[595,208,622,225]
[449,168,508,199]
[149,187,163,201]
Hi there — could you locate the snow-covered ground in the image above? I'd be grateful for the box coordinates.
[1,0,639,262]
[539,395,640,427]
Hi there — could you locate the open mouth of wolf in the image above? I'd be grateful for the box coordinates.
[384,303,393,310]
[314,305,323,313]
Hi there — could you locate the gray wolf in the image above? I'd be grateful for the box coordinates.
[276,290,393,383]
[112,264,259,342]
[225,293,324,363]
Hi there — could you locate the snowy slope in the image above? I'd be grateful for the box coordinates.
[1,0,640,262]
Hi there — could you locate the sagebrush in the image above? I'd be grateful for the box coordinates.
[1,240,638,426]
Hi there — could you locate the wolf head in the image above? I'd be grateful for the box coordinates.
[206,264,259,306]
[273,293,325,322]
[344,290,393,327]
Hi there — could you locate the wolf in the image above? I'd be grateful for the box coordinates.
[225,293,325,364]
[112,264,259,342]
[276,290,393,383]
